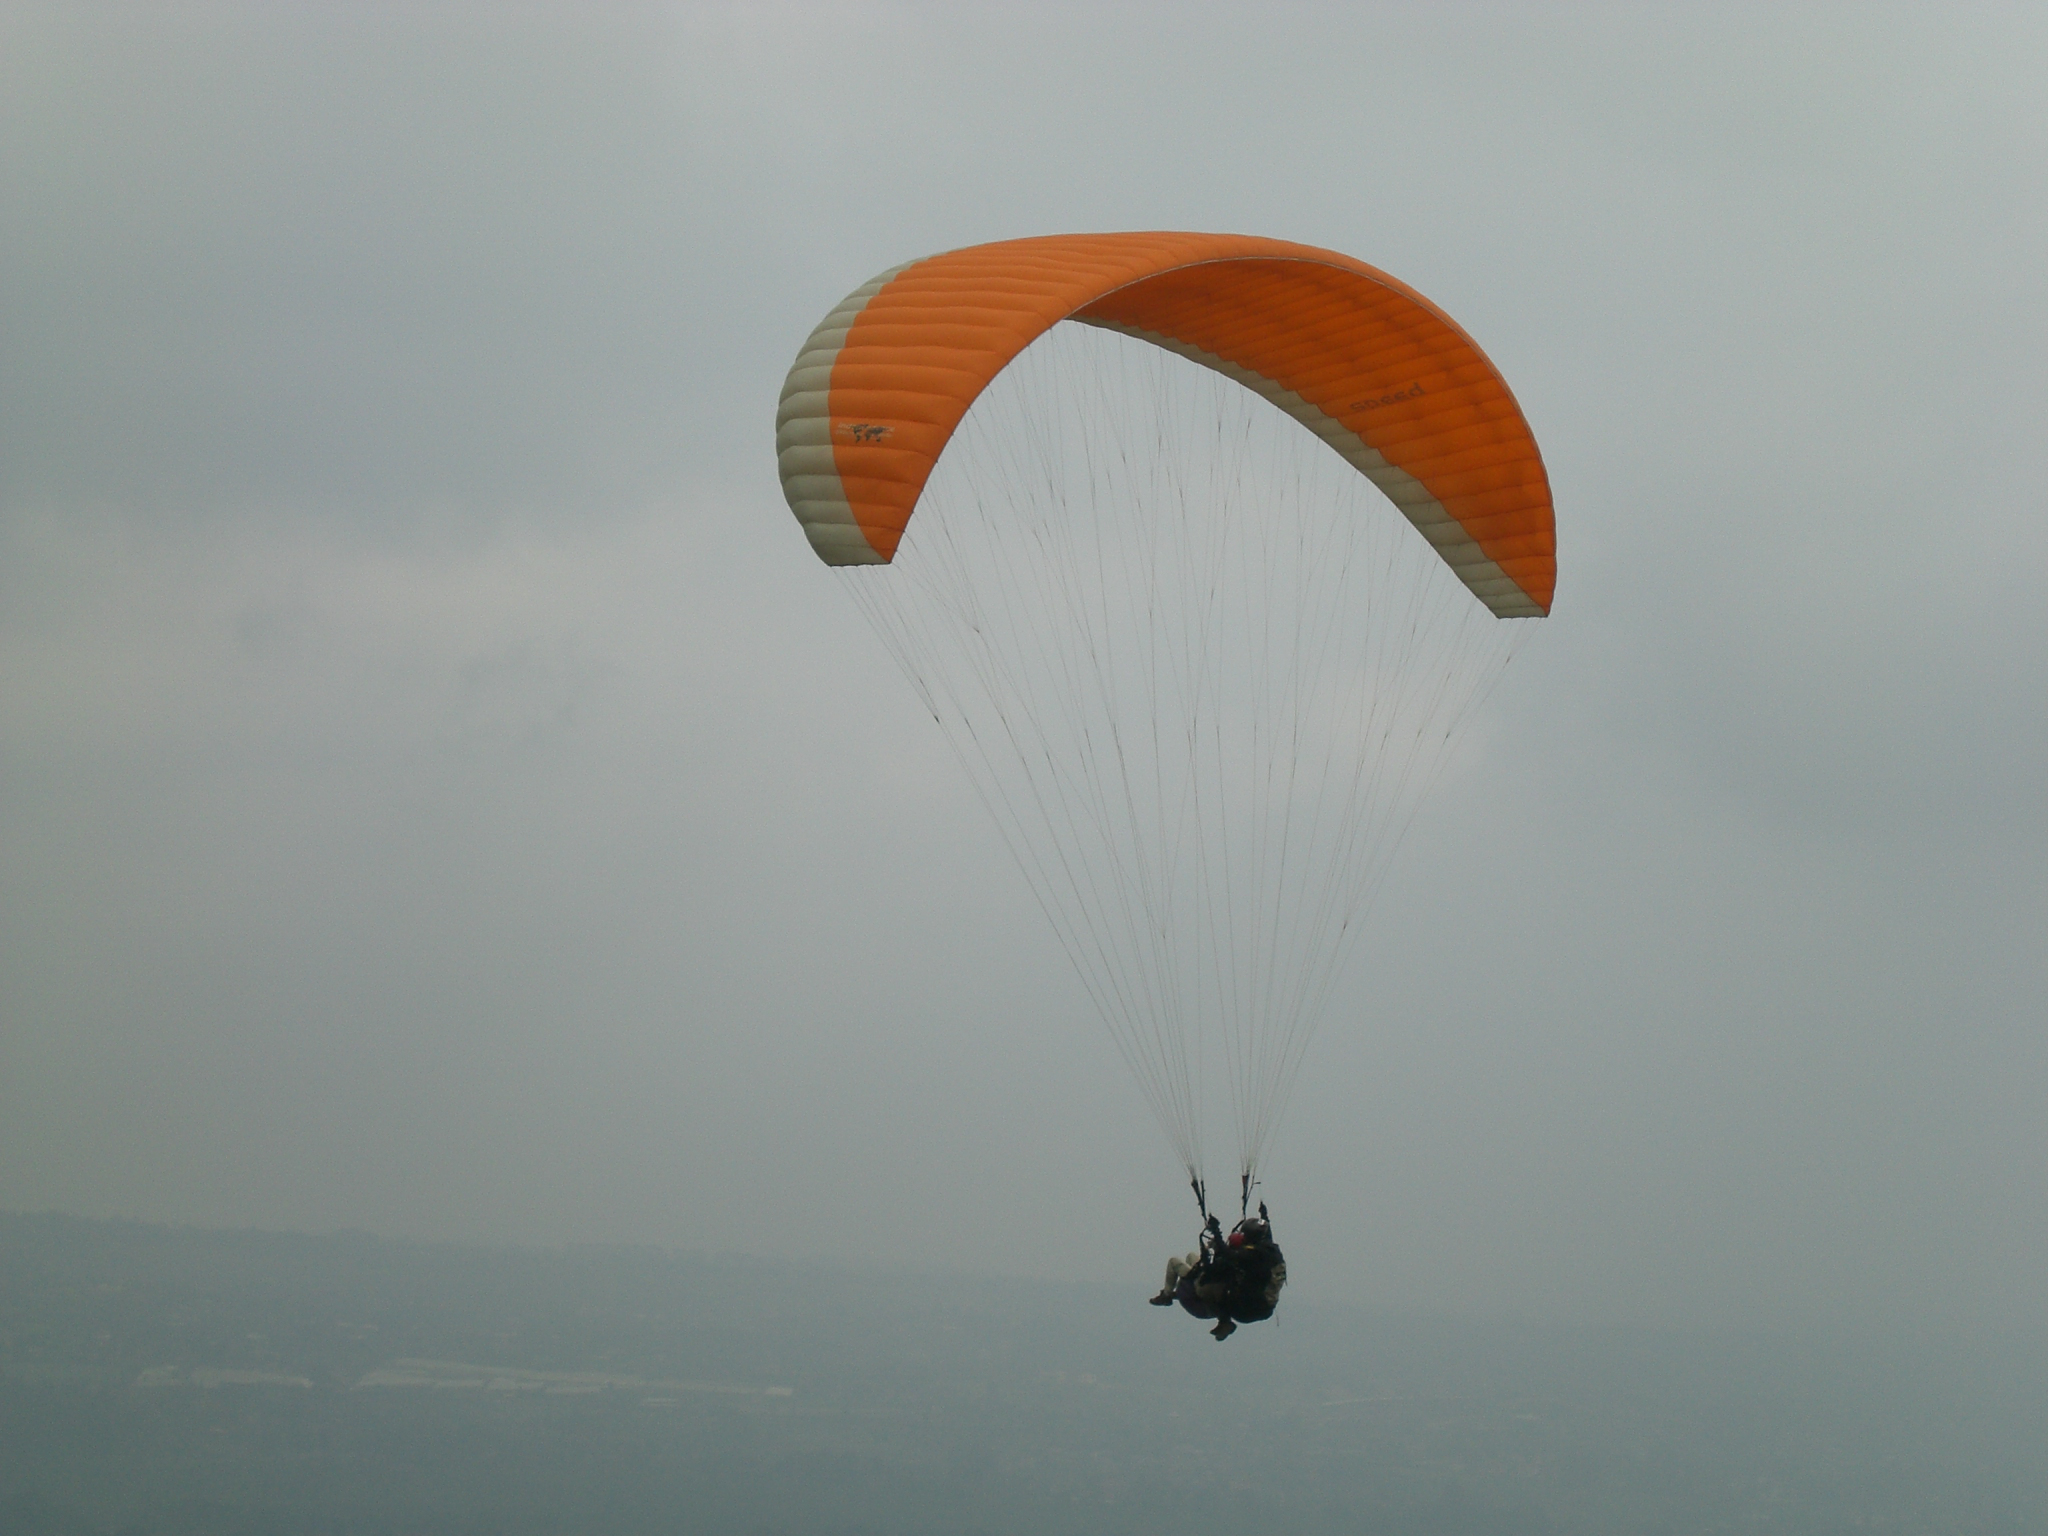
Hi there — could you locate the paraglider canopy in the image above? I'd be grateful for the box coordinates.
[775,231,1553,1206]
[776,231,1553,615]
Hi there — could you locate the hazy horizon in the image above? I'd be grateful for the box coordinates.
[13,1210,2045,1534]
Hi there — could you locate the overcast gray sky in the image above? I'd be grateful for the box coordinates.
[3,3,2043,1336]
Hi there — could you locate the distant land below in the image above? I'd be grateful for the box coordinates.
[3,1209,2045,1535]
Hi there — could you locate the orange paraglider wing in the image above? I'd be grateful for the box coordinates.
[775,232,1553,617]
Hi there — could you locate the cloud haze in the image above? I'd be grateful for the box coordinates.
[3,3,2043,1336]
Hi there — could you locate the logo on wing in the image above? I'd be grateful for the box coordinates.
[837,422,893,444]
[1348,383,1425,413]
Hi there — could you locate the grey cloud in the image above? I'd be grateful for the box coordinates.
[1,2,2043,1336]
